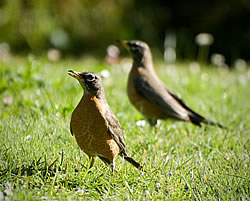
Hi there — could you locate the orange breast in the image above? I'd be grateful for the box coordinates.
[70,95,120,161]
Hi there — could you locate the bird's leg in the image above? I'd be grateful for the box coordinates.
[111,162,115,174]
[146,118,158,127]
[154,125,159,134]
[87,156,95,172]
[98,155,116,173]
[146,118,159,133]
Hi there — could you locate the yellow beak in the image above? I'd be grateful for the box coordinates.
[68,70,81,80]
[116,40,129,49]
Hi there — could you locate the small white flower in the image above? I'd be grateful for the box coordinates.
[25,135,32,140]
[47,48,61,62]
[136,120,146,127]
[100,69,110,79]
[201,73,209,81]
[3,97,12,105]
[234,58,247,72]
[195,33,214,46]
[76,188,85,193]
[211,53,226,67]
[189,62,200,74]
[107,45,120,57]
[4,189,13,196]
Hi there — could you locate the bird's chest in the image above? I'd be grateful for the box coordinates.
[127,81,143,109]
[70,96,109,154]
[127,69,145,108]
[128,85,163,118]
[127,71,166,119]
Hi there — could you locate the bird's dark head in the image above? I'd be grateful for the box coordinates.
[117,40,149,59]
[68,70,104,97]
[116,40,152,64]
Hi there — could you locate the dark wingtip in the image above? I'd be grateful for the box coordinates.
[124,155,143,170]
[203,119,227,129]
[216,122,227,129]
[189,112,227,129]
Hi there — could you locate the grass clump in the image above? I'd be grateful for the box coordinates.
[0,56,249,200]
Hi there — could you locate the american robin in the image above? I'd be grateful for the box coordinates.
[68,70,142,172]
[117,40,225,128]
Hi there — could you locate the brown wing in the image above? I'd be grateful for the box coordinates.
[104,105,143,170]
[134,72,225,128]
[104,105,126,154]
[134,77,185,119]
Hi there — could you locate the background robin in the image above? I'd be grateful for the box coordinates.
[68,70,142,172]
[117,40,225,128]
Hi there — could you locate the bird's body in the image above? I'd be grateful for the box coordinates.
[68,70,142,172]
[127,64,190,125]
[70,95,120,162]
[118,40,224,128]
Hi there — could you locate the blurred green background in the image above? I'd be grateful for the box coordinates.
[0,0,249,65]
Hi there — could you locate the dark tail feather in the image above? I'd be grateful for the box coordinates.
[167,89,226,129]
[202,119,226,129]
[123,155,143,170]
[189,112,226,129]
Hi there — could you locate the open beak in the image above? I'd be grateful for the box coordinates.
[68,70,81,79]
[115,40,129,49]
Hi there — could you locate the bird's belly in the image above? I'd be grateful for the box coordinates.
[70,97,119,160]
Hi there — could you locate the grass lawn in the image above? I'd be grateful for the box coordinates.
[0,56,249,200]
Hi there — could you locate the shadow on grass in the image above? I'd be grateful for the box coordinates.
[0,156,64,178]
[0,152,97,190]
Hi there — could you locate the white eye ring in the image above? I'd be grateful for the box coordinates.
[86,74,95,81]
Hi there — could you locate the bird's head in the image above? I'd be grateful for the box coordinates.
[68,70,104,97]
[116,40,152,64]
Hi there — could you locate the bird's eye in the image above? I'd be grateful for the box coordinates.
[86,74,95,81]
[131,46,138,51]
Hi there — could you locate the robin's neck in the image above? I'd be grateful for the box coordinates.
[133,53,154,71]
[83,89,106,102]
[133,51,153,67]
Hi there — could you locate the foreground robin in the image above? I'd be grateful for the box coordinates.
[117,40,225,128]
[68,70,142,172]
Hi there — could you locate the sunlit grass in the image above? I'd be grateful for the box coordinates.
[0,56,249,200]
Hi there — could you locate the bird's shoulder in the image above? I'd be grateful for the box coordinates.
[133,74,166,97]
